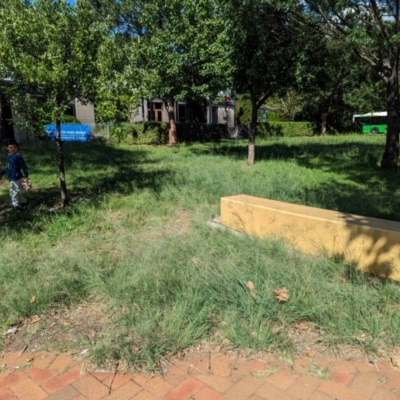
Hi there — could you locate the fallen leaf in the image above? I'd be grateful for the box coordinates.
[246,281,257,297]
[273,287,289,302]
[29,315,41,324]
[303,349,316,357]
[30,296,36,304]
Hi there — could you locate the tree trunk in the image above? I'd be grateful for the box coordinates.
[56,118,69,206]
[247,95,258,166]
[321,112,328,135]
[167,100,177,145]
[381,65,400,172]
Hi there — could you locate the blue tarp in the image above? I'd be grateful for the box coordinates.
[45,124,91,142]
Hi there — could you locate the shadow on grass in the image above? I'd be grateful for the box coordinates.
[190,138,383,179]
[0,141,172,234]
[191,138,400,218]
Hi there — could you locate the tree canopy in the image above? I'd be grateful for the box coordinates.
[227,0,298,164]
[0,0,110,204]
[91,0,234,144]
[303,0,400,171]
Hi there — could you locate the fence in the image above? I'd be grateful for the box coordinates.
[89,123,110,142]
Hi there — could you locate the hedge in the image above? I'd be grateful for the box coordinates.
[109,122,229,144]
[258,121,315,137]
[108,120,359,144]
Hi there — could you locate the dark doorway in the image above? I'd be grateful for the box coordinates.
[212,106,219,124]
[0,95,14,141]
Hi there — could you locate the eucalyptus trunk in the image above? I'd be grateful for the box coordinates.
[167,100,177,145]
[247,95,258,166]
[381,64,400,173]
[321,112,328,135]
[56,118,69,206]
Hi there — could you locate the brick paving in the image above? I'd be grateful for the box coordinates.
[1,350,400,399]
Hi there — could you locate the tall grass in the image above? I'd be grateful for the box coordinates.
[1,135,400,369]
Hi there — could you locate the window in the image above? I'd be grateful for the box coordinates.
[148,102,163,121]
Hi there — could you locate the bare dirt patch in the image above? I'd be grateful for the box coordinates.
[2,302,112,356]
[2,304,399,374]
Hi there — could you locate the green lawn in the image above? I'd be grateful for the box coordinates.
[1,135,400,369]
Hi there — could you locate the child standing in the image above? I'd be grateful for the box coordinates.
[1,139,29,211]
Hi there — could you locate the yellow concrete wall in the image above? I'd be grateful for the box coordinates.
[221,195,400,281]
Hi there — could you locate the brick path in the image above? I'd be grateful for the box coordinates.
[1,350,400,399]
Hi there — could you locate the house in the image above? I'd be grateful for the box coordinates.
[0,96,95,142]
[1,94,235,142]
[130,98,235,126]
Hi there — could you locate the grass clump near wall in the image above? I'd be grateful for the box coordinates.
[1,135,399,370]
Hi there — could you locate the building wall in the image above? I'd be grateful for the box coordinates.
[131,99,234,125]
[13,124,30,142]
[207,102,235,125]
[130,99,188,123]
[74,99,95,124]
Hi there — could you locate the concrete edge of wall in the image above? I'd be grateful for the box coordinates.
[220,194,400,281]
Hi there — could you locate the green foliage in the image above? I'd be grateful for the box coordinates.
[258,122,315,137]
[110,122,229,144]
[0,0,110,202]
[177,123,229,142]
[235,94,252,125]
[226,0,300,164]
[228,1,296,102]
[235,94,291,125]
[60,115,81,124]
[266,112,283,122]
[94,35,146,124]
[294,26,385,130]
[98,0,234,106]
[0,0,109,124]
[303,0,400,169]
[110,122,169,144]
[267,88,303,121]
[141,0,234,102]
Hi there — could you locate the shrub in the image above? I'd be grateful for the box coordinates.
[235,94,252,125]
[60,115,81,124]
[110,122,169,144]
[176,123,229,142]
[329,121,361,135]
[110,122,229,144]
[258,121,316,137]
